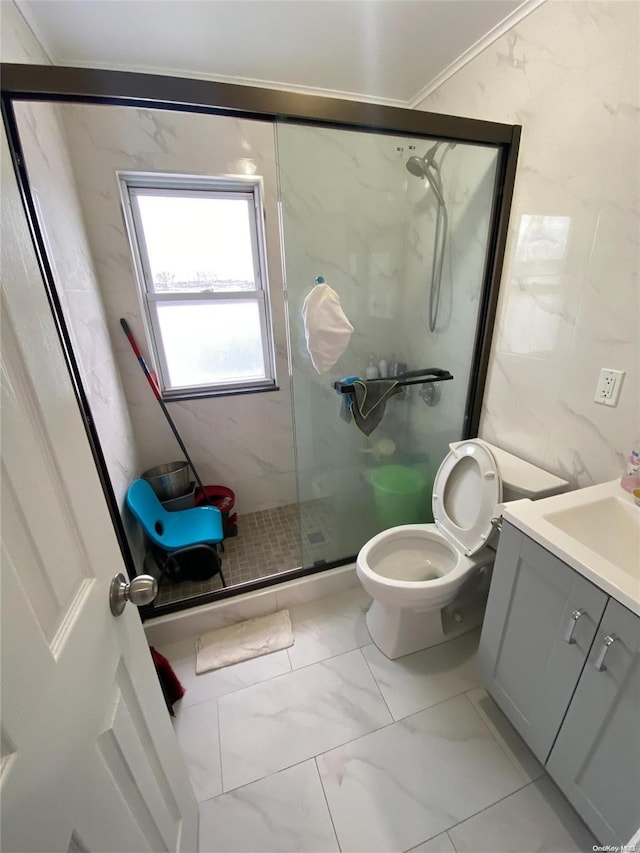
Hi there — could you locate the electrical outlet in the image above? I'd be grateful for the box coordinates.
[593,368,625,407]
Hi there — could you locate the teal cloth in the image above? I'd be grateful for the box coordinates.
[337,375,359,423]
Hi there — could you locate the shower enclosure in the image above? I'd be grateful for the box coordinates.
[2,64,519,616]
[277,124,500,570]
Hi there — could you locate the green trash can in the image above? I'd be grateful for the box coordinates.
[370,465,428,528]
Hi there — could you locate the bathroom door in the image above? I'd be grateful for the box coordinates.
[1,135,198,851]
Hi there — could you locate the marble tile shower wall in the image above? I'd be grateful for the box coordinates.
[58,105,296,515]
[13,100,144,566]
[401,144,499,479]
[279,124,502,500]
[277,126,409,499]
[417,0,640,486]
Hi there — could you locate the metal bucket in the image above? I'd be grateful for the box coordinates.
[142,461,190,501]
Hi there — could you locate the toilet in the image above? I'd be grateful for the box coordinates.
[357,439,568,659]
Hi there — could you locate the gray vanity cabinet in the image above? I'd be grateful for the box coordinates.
[546,597,640,846]
[477,522,608,763]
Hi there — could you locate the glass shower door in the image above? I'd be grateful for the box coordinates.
[276,122,500,569]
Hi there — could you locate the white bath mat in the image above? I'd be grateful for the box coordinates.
[195,610,294,674]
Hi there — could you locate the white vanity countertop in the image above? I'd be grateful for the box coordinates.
[500,480,640,617]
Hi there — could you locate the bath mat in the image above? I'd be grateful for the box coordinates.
[195,610,294,674]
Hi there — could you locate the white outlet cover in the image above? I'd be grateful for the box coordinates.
[594,368,625,407]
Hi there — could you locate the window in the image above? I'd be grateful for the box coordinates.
[119,173,276,398]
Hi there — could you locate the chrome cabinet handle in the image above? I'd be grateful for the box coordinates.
[564,609,586,644]
[594,634,619,671]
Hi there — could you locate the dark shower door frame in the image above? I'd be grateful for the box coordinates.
[1,63,521,618]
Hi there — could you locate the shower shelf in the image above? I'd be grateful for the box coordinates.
[332,368,453,394]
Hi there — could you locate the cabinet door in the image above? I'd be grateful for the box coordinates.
[546,598,640,845]
[478,522,608,762]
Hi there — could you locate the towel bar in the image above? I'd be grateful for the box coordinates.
[332,368,453,394]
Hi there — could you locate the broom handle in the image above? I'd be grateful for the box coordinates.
[120,318,211,500]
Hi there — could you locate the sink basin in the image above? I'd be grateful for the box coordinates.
[501,480,640,616]
[543,496,640,579]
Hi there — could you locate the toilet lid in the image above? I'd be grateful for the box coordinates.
[432,439,502,556]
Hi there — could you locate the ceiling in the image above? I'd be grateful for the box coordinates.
[16,0,538,106]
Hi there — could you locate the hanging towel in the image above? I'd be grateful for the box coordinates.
[352,380,402,436]
[302,283,354,374]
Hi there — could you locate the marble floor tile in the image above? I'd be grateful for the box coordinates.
[407,832,456,853]
[362,630,481,720]
[198,760,338,852]
[447,775,596,852]
[316,693,525,853]
[465,686,544,784]
[157,639,292,708]
[172,697,222,803]
[287,586,372,669]
[218,648,392,790]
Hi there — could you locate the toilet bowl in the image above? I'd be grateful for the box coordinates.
[357,439,569,659]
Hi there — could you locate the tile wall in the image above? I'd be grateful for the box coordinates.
[278,124,501,519]
[401,143,499,475]
[56,103,296,516]
[417,0,640,487]
[277,124,410,505]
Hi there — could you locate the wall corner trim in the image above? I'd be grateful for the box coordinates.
[408,0,547,110]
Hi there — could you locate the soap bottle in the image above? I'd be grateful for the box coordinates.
[621,439,640,492]
[626,440,640,476]
[366,355,379,380]
[378,358,388,378]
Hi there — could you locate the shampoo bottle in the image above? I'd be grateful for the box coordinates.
[366,355,379,380]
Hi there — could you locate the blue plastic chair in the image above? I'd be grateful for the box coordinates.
[126,479,226,586]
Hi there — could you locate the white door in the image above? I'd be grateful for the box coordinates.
[1,133,198,852]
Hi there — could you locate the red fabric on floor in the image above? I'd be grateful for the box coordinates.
[150,646,185,707]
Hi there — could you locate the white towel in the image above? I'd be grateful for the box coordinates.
[302,283,354,374]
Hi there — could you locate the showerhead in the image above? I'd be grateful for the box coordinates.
[405,155,429,178]
[405,141,455,179]
[406,152,445,206]
[405,142,441,179]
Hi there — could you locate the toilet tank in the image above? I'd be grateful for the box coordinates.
[469,439,569,502]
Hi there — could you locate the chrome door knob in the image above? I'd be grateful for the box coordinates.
[110,573,158,617]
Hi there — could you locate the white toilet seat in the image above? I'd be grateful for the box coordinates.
[432,439,502,556]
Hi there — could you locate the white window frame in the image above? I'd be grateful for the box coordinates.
[118,171,277,399]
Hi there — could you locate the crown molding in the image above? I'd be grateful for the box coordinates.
[12,0,546,113]
[409,0,546,110]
